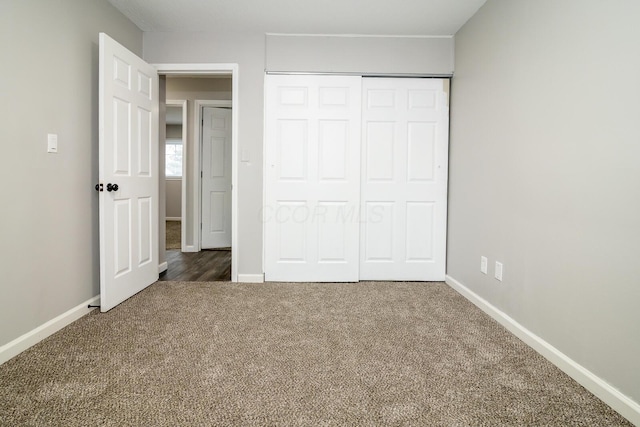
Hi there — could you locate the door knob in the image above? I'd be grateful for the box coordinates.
[106,183,119,192]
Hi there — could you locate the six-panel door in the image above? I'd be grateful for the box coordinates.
[201,106,232,249]
[99,33,159,311]
[264,75,362,282]
[360,78,449,280]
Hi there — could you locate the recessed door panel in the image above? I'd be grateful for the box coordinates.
[113,98,130,175]
[277,202,307,262]
[137,107,151,176]
[405,202,434,261]
[113,56,130,89]
[279,87,308,106]
[365,122,394,182]
[317,202,348,262]
[408,90,436,110]
[319,87,349,107]
[138,197,152,266]
[210,137,225,178]
[137,71,152,99]
[319,120,348,181]
[278,119,308,181]
[368,90,395,108]
[407,122,435,182]
[114,200,131,277]
[209,192,225,232]
[363,202,394,262]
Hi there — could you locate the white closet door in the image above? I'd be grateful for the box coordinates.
[360,78,449,281]
[264,75,362,282]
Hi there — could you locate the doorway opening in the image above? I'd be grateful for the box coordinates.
[155,64,239,283]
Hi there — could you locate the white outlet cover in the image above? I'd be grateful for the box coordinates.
[480,256,488,274]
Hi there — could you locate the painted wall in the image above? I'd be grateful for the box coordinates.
[165,180,182,219]
[0,0,142,346]
[144,33,455,275]
[165,77,232,246]
[165,124,182,219]
[266,35,453,75]
[449,0,640,407]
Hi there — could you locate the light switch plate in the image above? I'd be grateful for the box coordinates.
[480,256,488,274]
[495,261,503,281]
[47,133,58,153]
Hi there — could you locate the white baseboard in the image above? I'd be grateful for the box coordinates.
[166,217,181,221]
[182,245,198,253]
[445,275,640,426]
[238,273,264,283]
[0,295,100,365]
[158,261,168,274]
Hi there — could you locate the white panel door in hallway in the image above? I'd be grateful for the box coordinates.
[99,33,159,311]
[264,75,362,282]
[201,106,232,249]
[360,78,449,280]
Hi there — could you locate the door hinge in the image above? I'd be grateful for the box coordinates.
[201,171,203,178]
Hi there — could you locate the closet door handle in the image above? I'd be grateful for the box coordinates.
[106,183,119,192]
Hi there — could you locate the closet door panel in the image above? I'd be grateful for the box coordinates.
[360,78,449,281]
[265,75,362,282]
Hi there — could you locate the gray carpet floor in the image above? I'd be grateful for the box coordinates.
[166,221,181,249]
[0,281,631,426]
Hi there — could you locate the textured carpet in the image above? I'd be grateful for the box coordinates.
[0,281,631,426]
[166,220,181,249]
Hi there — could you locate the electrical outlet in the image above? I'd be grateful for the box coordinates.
[495,262,503,282]
[480,256,488,274]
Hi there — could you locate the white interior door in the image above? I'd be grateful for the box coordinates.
[360,78,449,280]
[201,106,232,249]
[99,33,159,312]
[264,75,362,282]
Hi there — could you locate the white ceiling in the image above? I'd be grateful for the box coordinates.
[108,0,486,36]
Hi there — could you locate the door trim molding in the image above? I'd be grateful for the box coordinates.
[154,63,239,282]
[166,99,188,252]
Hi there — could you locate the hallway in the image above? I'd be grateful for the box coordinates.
[159,249,231,282]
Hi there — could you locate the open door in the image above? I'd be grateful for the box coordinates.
[98,33,159,312]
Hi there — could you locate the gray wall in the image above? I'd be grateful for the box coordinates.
[0,0,142,346]
[144,32,455,276]
[165,180,182,219]
[449,0,640,404]
[165,125,183,219]
[266,35,453,75]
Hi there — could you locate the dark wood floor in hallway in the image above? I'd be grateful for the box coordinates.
[159,249,231,282]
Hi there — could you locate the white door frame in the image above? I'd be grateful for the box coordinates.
[154,63,239,283]
[195,100,233,249]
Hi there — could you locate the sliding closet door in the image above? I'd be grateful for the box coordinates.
[360,78,449,280]
[264,75,362,282]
